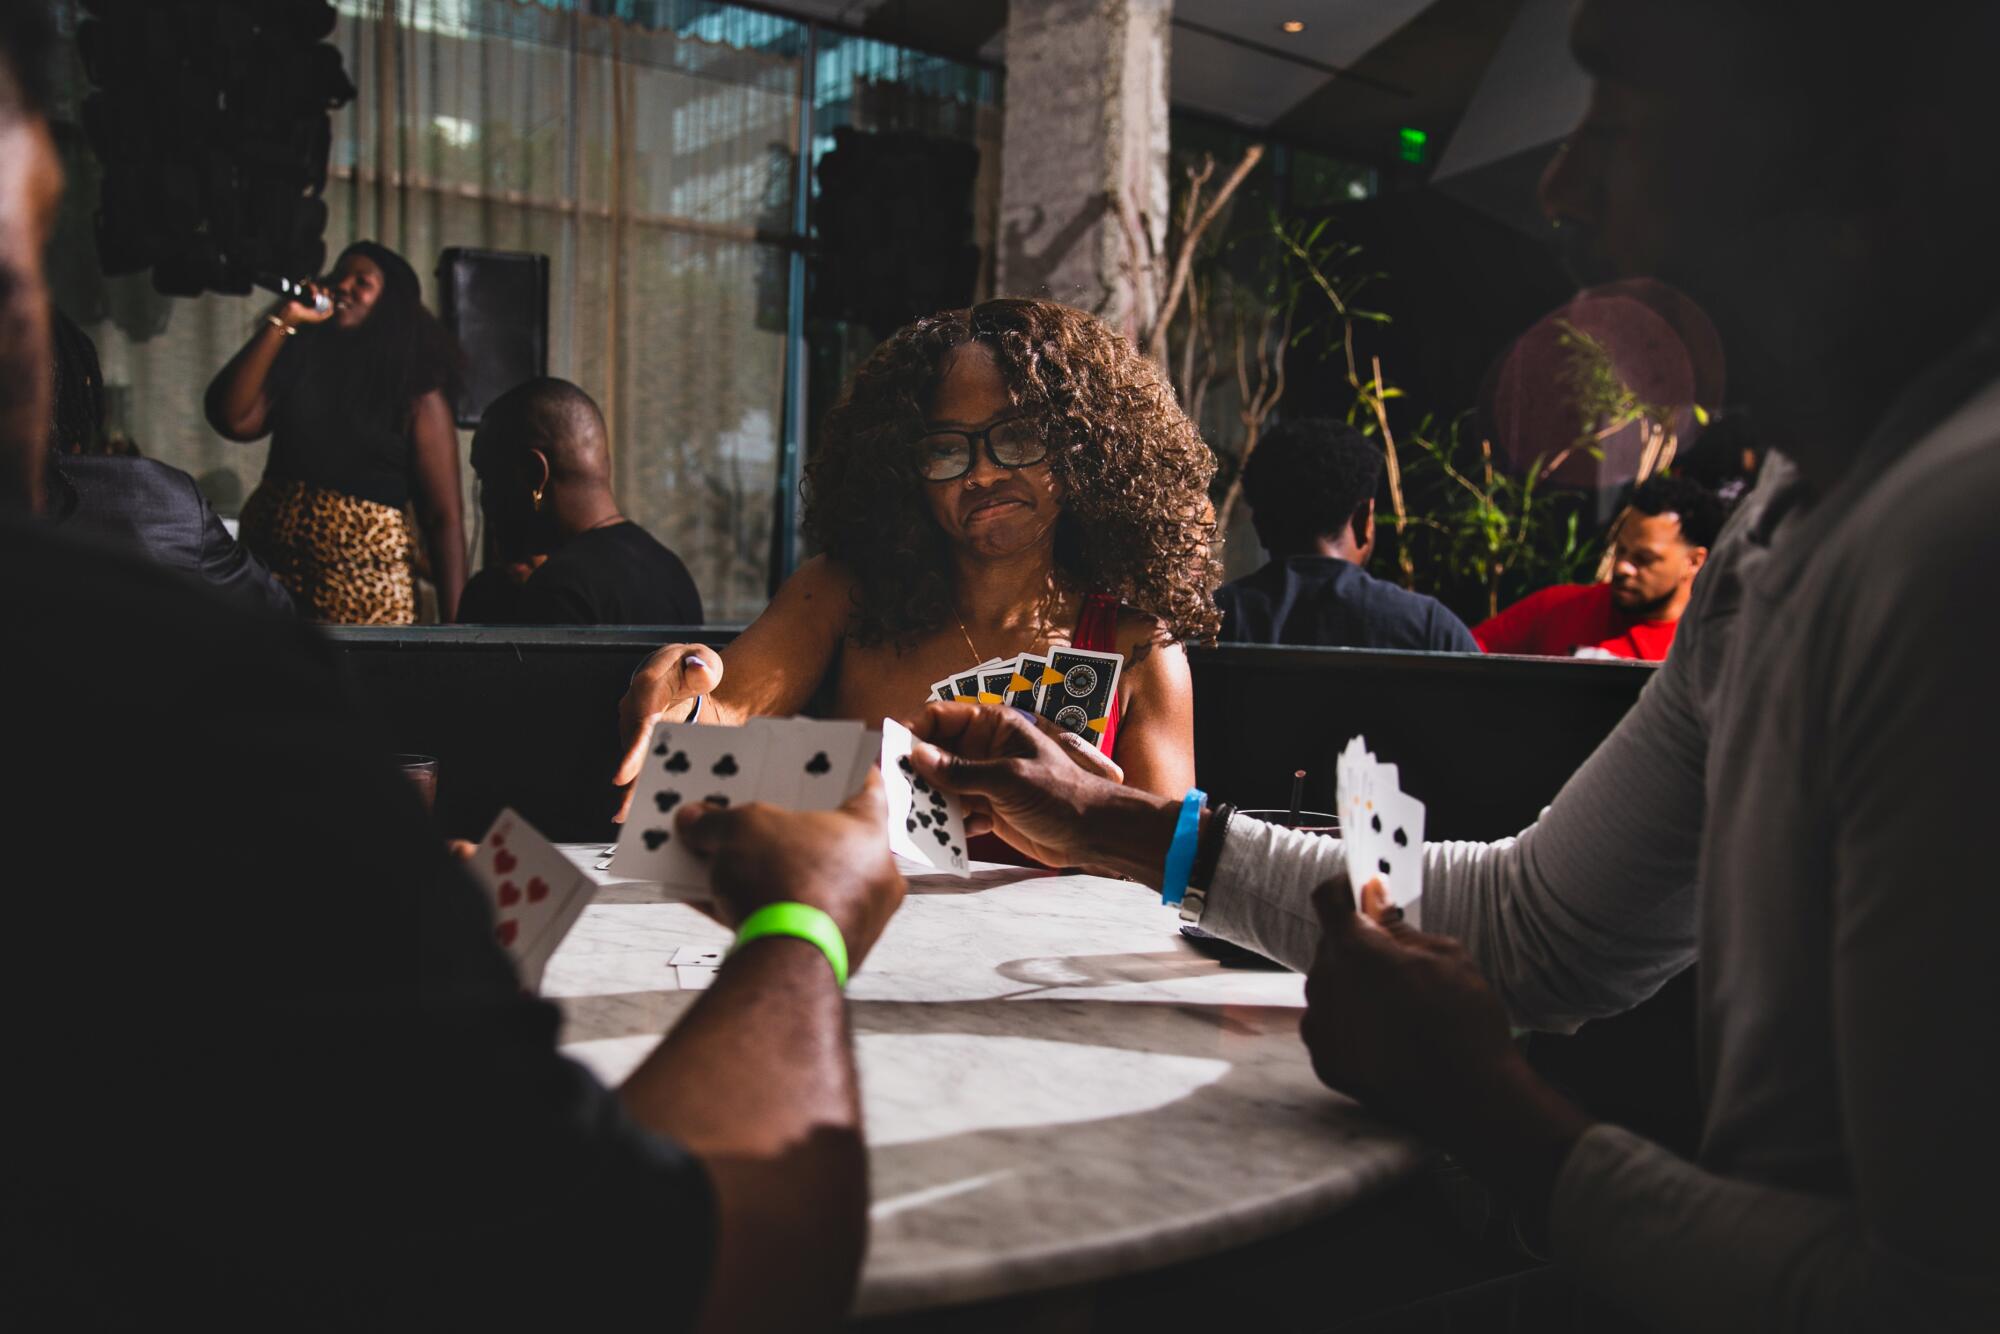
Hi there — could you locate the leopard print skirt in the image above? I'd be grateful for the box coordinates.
[239,479,416,624]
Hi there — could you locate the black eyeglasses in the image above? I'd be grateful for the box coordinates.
[913,416,1049,482]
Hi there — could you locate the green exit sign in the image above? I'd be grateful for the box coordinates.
[1398,126,1428,163]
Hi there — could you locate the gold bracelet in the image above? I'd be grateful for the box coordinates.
[264,314,296,336]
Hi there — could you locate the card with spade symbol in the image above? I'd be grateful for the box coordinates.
[468,808,594,993]
[613,721,772,896]
[879,716,970,876]
[1333,735,1425,908]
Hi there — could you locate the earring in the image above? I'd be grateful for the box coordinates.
[531,484,546,512]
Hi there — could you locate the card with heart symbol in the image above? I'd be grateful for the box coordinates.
[468,808,594,993]
[1334,735,1426,908]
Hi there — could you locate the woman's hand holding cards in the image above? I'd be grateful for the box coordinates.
[673,769,907,973]
[614,643,725,820]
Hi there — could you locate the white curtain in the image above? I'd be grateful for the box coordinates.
[52,0,803,621]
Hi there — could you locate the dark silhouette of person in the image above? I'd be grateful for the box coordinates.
[458,377,702,626]
[1216,418,1476,651]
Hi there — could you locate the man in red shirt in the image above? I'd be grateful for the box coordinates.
[1474,476,1725,660]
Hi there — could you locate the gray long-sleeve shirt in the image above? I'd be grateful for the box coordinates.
[1198,325,2000,1331]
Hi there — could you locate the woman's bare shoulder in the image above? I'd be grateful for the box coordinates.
[1113,607,1187,675]
[783,553,859,600]
[764,554,860,615]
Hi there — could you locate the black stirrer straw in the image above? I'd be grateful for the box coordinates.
[1289,769,1306,825]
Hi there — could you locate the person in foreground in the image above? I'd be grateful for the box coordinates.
[1473,474,1723,660]
[910,1,2000,1324]
[3,15,899,1327]
[204,238,467,623]
[1216,418,1476,651]
[616,298,1218,808]
[458,377,703,626]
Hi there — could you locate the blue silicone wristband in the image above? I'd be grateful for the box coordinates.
[1160,787,1205,907]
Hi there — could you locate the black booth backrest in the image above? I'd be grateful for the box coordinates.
[1190,646,1652,842]
[328,628,1654,844]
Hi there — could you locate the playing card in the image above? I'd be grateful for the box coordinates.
[930,679,958,703]
[515,872,594,994]
[1035,646,1123,751]
[978,656,1020,706]
[612,720,772,896]
[1364,787,1425,906]
[675,965,719,991]
[849,726,883,797]
[1336,737,1373,827]
[879,716,969,875]
[761,718,867,810]
[1004,653,1048,712]
[950,668,987,703]
[468,808,593,992]
[1334,736,1425,908]
[670,945,725,967]
[1336,736,1380,883]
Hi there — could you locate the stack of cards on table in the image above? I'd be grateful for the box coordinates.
[1335,736,1426,909]
[467,808,594,994]
[612,716,970,897]
[928,645,1122,752]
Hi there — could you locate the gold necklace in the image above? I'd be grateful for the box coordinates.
[954,611,983,663]
[955,584,1065,665]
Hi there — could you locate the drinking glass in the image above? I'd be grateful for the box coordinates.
[396,754,439,812]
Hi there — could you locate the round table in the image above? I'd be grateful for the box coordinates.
[551,850,1426,1319]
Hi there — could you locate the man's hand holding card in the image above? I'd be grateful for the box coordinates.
[612,715,975,897]
[670,771,909,971]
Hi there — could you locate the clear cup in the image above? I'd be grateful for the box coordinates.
[396,754,439,812]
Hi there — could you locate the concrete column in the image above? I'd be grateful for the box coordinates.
[995,0,1170,341]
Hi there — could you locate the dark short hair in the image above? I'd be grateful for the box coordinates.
[1240,419,1383,553]
[49,309,104,454]
[1630,474,1726,549]
[0,1,55,118]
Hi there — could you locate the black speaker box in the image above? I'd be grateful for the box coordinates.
[435,248,550,428]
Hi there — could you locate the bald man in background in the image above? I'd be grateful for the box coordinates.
[459,377,703,626]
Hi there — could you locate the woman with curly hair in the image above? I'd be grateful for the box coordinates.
[205,240,466,624]
[616,298,1218,804]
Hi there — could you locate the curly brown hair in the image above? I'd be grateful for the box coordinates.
[804,299,1221,648]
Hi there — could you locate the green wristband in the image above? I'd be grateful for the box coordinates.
[732,902,849,989]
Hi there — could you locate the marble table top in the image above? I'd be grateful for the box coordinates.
[550,848,1427,1317]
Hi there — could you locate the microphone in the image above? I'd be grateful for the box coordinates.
[253,273,332,317]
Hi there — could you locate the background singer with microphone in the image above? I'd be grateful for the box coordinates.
[204,241,465,624]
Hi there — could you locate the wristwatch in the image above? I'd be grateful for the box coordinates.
[1179,802,1235,922]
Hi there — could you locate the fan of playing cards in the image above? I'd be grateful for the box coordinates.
[464,718,974,992]
[612,715,973,894]
[1335,736,1426,909]
[930,646,1122,751]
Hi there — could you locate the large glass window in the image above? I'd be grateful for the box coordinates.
[44,0,996,624]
